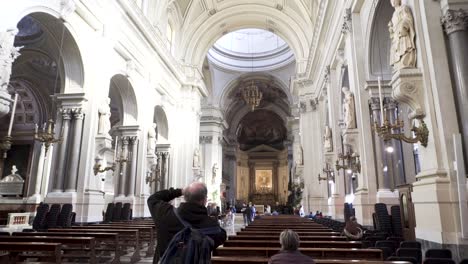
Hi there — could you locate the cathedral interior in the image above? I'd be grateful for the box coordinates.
[1,0,468,262]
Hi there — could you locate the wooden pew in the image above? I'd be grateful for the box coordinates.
[242,227,332,231]
[12,231,120,264]
[0,236,96,263]
[66,225,145,253]
[238,231,341,236]
[212,256,411,264]
[214,247,383,260]
[223,240,362,249]
[0,242,62,263]
[229,235,348,241]
[89,223,155,256]
[49,228,142,263]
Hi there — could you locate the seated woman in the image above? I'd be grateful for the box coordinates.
[343,216,363,240]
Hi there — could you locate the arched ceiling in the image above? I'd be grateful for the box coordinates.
[236,109,287,151]
[175,0,317,73]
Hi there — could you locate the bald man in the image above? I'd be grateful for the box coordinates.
[147,182,227,263]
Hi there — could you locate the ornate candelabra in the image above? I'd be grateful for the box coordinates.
[145,169,160,185]
[93,158,127,176]
[0,136,12,158]
[34,119,62,155]
[335,151,361,174]
[373,118,428,148]
[374,78,429,147]
[318,163,335,183]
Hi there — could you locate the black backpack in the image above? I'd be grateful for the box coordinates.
[159,208,222,264]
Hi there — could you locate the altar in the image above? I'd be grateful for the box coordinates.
[236,145,289,204]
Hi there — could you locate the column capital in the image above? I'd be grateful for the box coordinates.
[121,136,131,145]
[71,108,83,119]
[60,108,72,120]
[300,98,319,113]
[369,97,382,111]
[199,135,213,144]
[384,98,398,110]
[441,9,468,35]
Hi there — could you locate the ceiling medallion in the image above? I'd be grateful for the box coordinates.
[242,81,262,111]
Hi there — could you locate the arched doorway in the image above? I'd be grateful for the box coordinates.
[0,12,84,203]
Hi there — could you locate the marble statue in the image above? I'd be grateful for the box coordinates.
[193,148,200,168]
[212,163,218,184]
[98,97,111,136]
[0,29,22,119]
[147,123,157,154]
[295,146,303,166]
[342,87,356,129]
[389,0,416,71]
[0,165,23,182]
[324,126,333,152]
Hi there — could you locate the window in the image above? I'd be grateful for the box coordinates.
[166,22,174,53]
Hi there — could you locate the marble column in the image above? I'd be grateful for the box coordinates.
[118,137,130,196]
[127,136,138,197]
[370,98,387,190]
[52,109,71,192]
[441,9,468,172]
[155,152,162,191]
[32,143,45,197]
[161,152,169,190]
[273,161,279,199]
[65,108,83,192]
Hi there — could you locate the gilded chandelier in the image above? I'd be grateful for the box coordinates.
[242,81,262,111]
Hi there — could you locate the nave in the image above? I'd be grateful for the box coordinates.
[1,0,468,262]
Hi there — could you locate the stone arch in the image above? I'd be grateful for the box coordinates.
[14,12,85,93]
[108,74,138,126]
[367,0,393,80]
[153,106,169,143]
[180,5,310,72]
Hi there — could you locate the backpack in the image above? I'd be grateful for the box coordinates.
[159,208,222,264]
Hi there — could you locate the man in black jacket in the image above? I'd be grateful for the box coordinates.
[147,182,227,263]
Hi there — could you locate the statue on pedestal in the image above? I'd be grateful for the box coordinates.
[193,148,200,168]
[324,126,333,152]
[97,98,111,136]
[342,87,356,129]
[147,123,157,155]
[211,163,218,185]
[389,0,416,71]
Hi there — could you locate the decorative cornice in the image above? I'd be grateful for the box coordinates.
[299,98,319,113]
[341,8,352,34]
[441,9,468,35]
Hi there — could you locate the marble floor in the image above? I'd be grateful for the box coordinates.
[134,214,245,263]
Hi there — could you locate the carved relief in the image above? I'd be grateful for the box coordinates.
[342,8,352,34]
